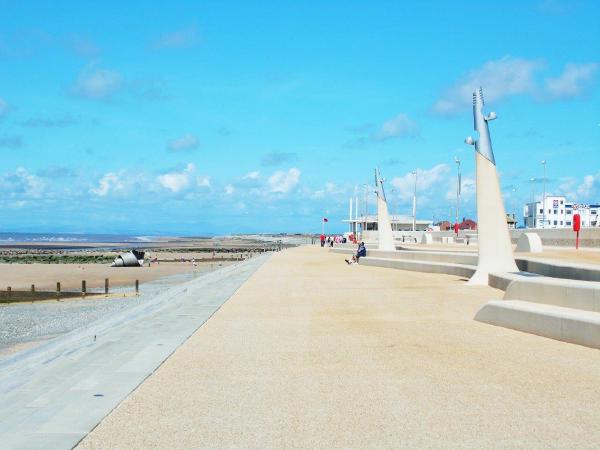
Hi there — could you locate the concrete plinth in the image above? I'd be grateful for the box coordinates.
[469,152,518,284]
[515,233,543,253]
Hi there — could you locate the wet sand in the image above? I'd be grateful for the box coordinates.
[0,262,213,292]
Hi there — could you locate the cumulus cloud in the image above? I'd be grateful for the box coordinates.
[71,66,123,100]
[167,134,199,152]
[372,113,419,141]
[0,168,44,198]
[197,175,211,188]
[391,164,451,201]
[260,152,297,167]
[224,184,235,195]
[268,168,300,193]
[153,26,199,49]
[432,56,544,114]
[156,163,197,193]
[90,172,124,197]
[545,63,599,98]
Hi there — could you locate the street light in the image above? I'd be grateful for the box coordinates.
[412,170,417,232]
[541,160,547,229]
[455,157,461,231]
[529,177,536,228]
[511,187,517,228]
[362,183,369,236]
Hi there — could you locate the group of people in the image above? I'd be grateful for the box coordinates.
[319,234,348,247]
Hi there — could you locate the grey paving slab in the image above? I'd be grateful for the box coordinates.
[0,254,270,450]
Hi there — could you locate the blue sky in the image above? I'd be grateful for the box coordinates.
[0,0,598,235]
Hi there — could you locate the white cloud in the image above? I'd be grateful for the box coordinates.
[545,63,599,98]
[391,164,451,201]
[71,66,123,100]
[432,56,543,114]
[90,172,124,197]
[153,26,198,49]
[268,168,300,193]
[243,171,260,180]
[167,134,199,152]
[0,168,44,198]
[157,163,195,193]
[224,184,235,195]
[577,174,596,198]
[197,175,210,188]
[373,114,419,141]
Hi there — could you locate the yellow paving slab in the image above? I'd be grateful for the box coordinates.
[79,245,600,448]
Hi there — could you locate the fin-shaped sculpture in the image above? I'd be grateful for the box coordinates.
[375,167,396,251]
[465,87,518,284]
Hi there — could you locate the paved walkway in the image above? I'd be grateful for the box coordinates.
[79,245,600,448]
[0,255,269,450]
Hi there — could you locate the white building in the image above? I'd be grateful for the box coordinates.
[344,214,432,239]
[523,196,600,228]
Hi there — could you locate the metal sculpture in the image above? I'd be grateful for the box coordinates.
[374,167,396,251]
[465,87,518,284]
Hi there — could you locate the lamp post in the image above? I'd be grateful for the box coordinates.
[541,160,547,229]
[529,177,536,228]
[511,187,517,228]
[455,157,461,231]
[412,170,417,232]
[363,183,369,235]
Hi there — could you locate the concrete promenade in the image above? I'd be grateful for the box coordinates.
[0,255,269,450]
[80,246,600,448]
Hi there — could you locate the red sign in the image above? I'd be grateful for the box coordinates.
[454,223,459,234]
[573,214,581,232]
[573,213,581,250]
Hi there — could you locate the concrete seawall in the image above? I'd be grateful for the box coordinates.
[0,254,270,449]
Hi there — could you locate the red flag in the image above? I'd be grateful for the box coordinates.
[323,217,328,222]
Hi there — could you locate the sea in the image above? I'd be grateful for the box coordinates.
[0,232,155,245]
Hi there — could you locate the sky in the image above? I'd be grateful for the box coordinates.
[0,0,598,235]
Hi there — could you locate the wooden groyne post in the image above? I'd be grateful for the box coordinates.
[82,280,86,297]
[105,278,109,294]
[135,279,139,295]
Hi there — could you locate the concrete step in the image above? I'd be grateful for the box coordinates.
[503,277,600,312]
[330,248,478,265]
[359,257,476,279]
[474,300,600,349]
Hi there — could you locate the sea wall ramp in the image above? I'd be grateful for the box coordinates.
[0,253,270,450]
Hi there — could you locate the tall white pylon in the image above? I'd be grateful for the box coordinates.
[465,87,518,285]
[375,167,396,251]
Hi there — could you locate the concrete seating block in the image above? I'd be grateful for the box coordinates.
[475,300,600,349]
[515,233,543,253]
[420,233,433,245]
[503,277,600,312]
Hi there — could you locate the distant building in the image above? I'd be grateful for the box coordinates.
[344,214,431,239]
[523,196,600,228]
[506,213,517,229]
[458,218,477,230]
[436,221,451,231]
